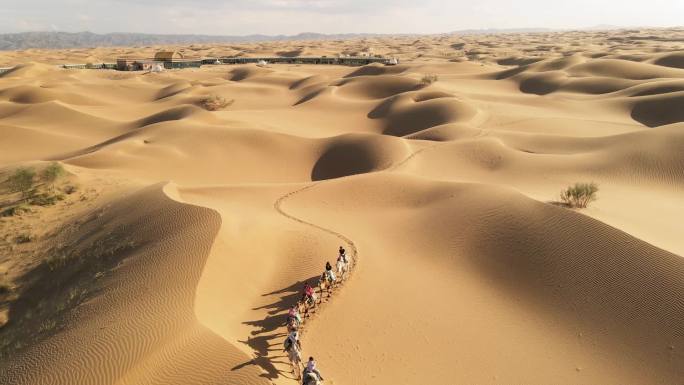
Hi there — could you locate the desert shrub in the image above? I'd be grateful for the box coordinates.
[38,319,58,333]
[420,74,438,85]
[15,233,33,244]
[1,204,31,217]
[560,182,599,208]
[45,236,136,272]
[46,254,70,271]
[62,185,77,194]
[41,162,65,187]
[7,168,36,198]
[28,192,65,206]
[68,287,87,302]
[199,95,234,111]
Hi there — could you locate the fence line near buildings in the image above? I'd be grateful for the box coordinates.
[210,56,393,66]
[0,56,397,75]
[59,63,117,70]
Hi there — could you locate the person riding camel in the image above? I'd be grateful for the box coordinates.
[301,283,310,301]
[302,283,316,306]
[284,330,302,352]
[302,356,324,384]
[336,252,347,276]
[324,261,336,282]
[339,246,347,263]
[284,330,303,379]
[288,304,302,325]
[287,316,299,333]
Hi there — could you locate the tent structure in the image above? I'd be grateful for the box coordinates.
[154,51,185,61]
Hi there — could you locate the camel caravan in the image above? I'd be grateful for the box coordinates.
[283,246,352,384]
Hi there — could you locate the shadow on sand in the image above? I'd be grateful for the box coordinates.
[231,274,321,381]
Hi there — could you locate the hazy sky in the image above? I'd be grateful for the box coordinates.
[1,0,682,35]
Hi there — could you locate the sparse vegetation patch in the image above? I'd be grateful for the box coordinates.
[420,73,439,85]
[1,204,31,217]
[0,218,137,360]
[41,162,65,188]
[28,192,65,207]
[7,167,36,199]
[0,164,104,361]
[560,182,599,208]
[15,233,33,244]
[1,163,70,212]
[199,95,234,111]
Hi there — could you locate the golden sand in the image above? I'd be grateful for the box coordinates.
[1,28,683,385]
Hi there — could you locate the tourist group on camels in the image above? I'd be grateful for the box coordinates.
[283,246,351,385]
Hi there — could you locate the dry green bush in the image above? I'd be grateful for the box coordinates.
[199,95,234,111]
[15,233,33,244]
[28,192,65,206]
[560,182,599,208]
[7,167,36,198]
[420,74,439,85]
[38,319,58,333]
[41,162,65,187]
[1,204,31,217]
[2,163,66,209]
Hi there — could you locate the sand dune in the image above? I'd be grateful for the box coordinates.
[369,92,479,136]
[494,52,684,96]
[333,75,422,99]
[2,183,265,385]
[0,84,101,105]
[132,104,222,128]
[630,92,684,127]
[652,51,684,68]
[568,58,684,79]
[1,28,683,385]
[155,81,194,100]
[0,62,56,78]
[287,174,684,385]
[312,133,410,180]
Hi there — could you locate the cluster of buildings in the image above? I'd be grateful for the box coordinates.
[116,51,202,71]
[113,51,398,71]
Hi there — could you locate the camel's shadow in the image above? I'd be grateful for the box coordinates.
[231,275,321,380]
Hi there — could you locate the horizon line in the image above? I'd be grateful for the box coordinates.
[3,25,683,38]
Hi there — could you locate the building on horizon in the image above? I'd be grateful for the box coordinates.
[116,51,202,71]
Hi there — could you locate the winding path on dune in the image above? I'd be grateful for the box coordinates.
[274,182,358,263]
[266,143,441,382]
[270,181,358,382]
[272,139,443,288]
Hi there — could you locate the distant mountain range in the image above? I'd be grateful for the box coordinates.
[446,28,554,35]
[0,27,630,51]
[0,31,388,51]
